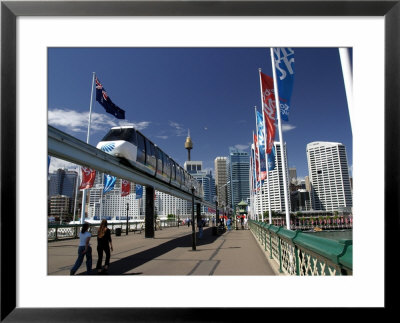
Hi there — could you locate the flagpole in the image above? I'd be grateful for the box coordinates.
[250,146,255,220]
[100,173,104,220]
[252,134,258,220]
[270,48,291,230]
[80,72,96,224]
[72,168,80,222]
[259,68,273,225]
[338,48,353,132]
[253,114,264,223]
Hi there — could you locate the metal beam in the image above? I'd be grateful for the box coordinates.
[48,125,215,208]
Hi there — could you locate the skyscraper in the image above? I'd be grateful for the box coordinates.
[306,141,352,211]
[254,142,290,214]
[228,147,250,211]
[289,167,297,184]
[192,170,215,203]
[48,168,78,214]
[214,157,228,207]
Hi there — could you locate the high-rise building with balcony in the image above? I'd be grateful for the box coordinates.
[254,142,290,214]
[87,173,145,220]
[306,141,352,212]
[228,147,250,211]
[214,157,229,207]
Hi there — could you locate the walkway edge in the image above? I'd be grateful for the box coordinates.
[249,230,286,276]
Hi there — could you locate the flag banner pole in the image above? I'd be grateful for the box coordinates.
[252,133,259,221]
[270,48,291,230]
[339,48,353,132]
[80,72,96,224]
[250,144,256,221]
[72,167,80,222]
[254,110,264,222]
[259,68,273,224]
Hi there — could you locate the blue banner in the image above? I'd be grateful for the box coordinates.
[103,174,117,193]
[256,110,266,181]
[135,184,143,199]
[273,48,295,121]
[251,145,257,192]
[267,145,276,171]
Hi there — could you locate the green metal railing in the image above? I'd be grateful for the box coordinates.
[48,219,180,242]
[249,220,352,275]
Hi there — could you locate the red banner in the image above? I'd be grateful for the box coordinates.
[260,72,276,154]
[79,167,96,190]
[121,179,131,197]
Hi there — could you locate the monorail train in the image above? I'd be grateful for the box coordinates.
[96,126,202,196]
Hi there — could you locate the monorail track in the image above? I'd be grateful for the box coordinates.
[48,125,214,207]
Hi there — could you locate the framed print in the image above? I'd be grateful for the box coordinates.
[1,0,398,321]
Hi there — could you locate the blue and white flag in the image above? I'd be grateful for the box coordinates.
[135,184,143,199]
[267,145,276,171]
[256,110,267,181]
[103,174,117,193]
[273,48,295,121]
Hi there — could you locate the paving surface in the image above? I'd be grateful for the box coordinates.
[48,225,276,276]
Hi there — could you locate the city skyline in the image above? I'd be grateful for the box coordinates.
[48,47,352,180]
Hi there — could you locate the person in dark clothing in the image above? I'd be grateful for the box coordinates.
[96,219,113,274]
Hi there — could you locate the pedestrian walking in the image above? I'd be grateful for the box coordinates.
[240,216,244,230]
[226,217,231,231]
[70,222,92,275]
[198,217,204,239]
[96,219,113,274]
[187,217,190,227]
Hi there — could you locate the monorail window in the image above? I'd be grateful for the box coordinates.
[136,132,146,164]
[145,139,156,170]
[101,128,137,145]
[164,155,171,179]
[155,147,163,175]
[171,161,176,181]
[176,166,182,184]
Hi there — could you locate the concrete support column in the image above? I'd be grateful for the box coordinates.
[145,186,154,238]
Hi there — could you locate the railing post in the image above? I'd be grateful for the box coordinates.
[269,234,273,259]
[295,245,300,276]
[264,227,267,251]
[278,237,283,273]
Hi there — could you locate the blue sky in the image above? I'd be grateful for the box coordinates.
[48,47,352,179]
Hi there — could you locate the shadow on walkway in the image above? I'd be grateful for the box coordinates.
[79,227,220,275]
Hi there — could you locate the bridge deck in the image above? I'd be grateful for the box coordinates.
[48,226,276,276]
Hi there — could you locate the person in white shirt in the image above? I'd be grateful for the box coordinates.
[70,222,92,275]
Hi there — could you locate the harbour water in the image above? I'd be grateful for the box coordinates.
[304,230,353,241]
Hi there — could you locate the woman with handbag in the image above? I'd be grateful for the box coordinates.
[96,219,113,274]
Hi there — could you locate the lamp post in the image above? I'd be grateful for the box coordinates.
[191,182,196,251]
[213,195,218,226]
[126,202,129,235]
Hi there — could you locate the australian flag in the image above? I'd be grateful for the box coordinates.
[95,76,125,119]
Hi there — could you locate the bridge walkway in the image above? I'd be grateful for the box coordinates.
[48,225,276,276]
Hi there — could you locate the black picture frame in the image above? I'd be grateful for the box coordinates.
[1,0,398,321]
